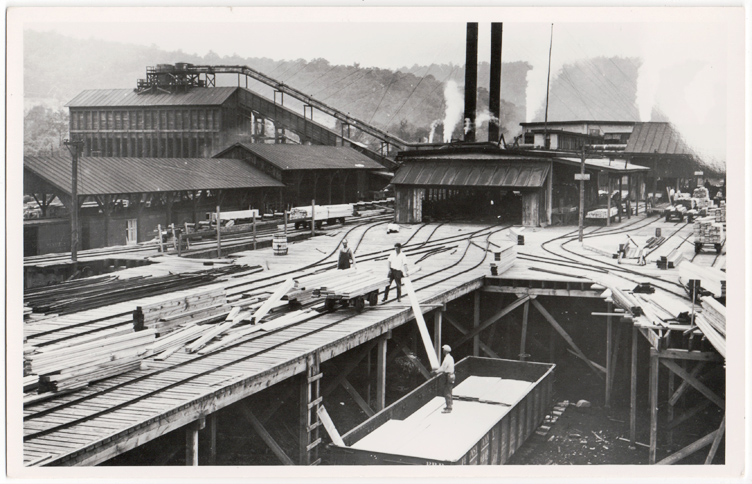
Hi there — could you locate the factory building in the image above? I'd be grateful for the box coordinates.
[213,143,389,207]
[23,154,284,255]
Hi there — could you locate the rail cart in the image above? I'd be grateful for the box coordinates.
[320,274,386,312]
[693,218,725,254]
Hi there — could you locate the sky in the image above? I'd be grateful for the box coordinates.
[21,7,741,165]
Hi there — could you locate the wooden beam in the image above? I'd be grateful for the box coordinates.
[657,349,723,362]
[433,309,443,359]
[481,286,602,298]
[340,378,375,417]
[649,349,659,464]
[704,414,725,465]
[240,404,295,465]
[519,300,530,361]
[532,299,603,379]
[398,342,432,380]
[185,421,199,466]
[660,359,725,409]
[322,341,377,398]
[208,413,217,465]
[608,320,623,406]
[473,291,481,356]
[444,312,500,358]
[656,430,718,465]
[630,326,638,448]
[605,305,613,408]
[668,361,706,407]
[376,335,387,411]
[454,295,530,350]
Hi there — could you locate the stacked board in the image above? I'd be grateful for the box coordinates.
[693,217,725,244]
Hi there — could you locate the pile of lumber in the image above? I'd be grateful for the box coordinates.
[693,218,724,243]
[491,242,516,275]
[24,266,246,315]
[286,268,357,303]
[309,269,388,299]
[133,287,230,334]
[607,287,644,316]
[586,207,618,219]
[39,358,144,393]
[678,261,726,299]
[657,249,685,270]
[695,297,726,357]
[709,206,726,224]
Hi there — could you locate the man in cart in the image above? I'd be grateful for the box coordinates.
[383,243,408,302]
[436,345,455,413]
[337,239,357,270]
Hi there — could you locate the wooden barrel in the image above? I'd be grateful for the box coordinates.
[273,234,288,256]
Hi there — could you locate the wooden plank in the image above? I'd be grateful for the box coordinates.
[660,358,725,409]
[376,336,387,411]
[240,404,295,465]
[341,379,375,417]
[649,349,659,464]
[704,414,725,464]
[481,286,603,298]
[656,430,718,465]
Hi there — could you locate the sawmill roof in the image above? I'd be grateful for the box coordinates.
[215,143,384,171]
[623,122,696,156]
[392,160,551,188]
[24,155,284,196]
[66,87,238,108]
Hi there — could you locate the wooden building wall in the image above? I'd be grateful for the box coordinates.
[395,186,423,224]
[69,94,239,158]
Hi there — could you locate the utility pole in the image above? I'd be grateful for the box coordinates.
[64,138,84,265]
[578,145,588,242]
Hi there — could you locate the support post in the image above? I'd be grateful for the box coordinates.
[473,291,481,357]
[627,174,632,219]
[64,138,84,264]
[215,205,221,258]
[619,176,624,222]
[704,414,725,465]
[578,145,586,241]
[606,175,612,227]
[630,323,638,447]
[311,199,315,237]
[208,413,217,465]
[605,302,613,408]
[185,421,199,466]
[667,369,675,445]
[519,300,530,361]
[376,335,387,411]
[649,348,660,464]
[253,212,257,251]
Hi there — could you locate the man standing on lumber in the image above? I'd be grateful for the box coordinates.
[337,239,357,270]
[436,345,455,413]
[383,243,408,302]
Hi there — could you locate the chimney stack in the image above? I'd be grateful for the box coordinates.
[463,23,478,142]
[488,23,503,143]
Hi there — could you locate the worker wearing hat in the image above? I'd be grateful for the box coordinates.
[383,242,408,303]
[437,344,455,413]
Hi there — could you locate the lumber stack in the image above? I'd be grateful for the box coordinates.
[24,266,246,315]
[133,287,229,334]
[610,287,644,316]
[39,358,143,393]
[286,269,357,302]
[699,296,725,337]
[708,206,726,224]
[24,329,157,377]
[491,242,516,275]
[311,270,388,299]
[693,217,724,243]
[657,248,684,270]
[678,261,726,299]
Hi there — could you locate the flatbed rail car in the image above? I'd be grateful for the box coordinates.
[327,357,555,465]
[289,204,354,230]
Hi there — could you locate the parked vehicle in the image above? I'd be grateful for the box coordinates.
[289,204,353,230]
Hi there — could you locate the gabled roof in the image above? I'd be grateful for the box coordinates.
[215,143,384,171]
[24,155,284,196]
[392,160,550,188]
[624,122,695,156]
[66,87,238,108]
[556,157,650,174]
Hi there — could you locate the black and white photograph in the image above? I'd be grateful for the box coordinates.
[5,5,748,482]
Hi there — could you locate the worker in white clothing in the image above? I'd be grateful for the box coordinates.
[437,344,455,413]
[383,242,409,303]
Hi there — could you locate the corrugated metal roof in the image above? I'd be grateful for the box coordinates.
[557,157,650,173]
[217,143,384,171]
[65,87,238,108]
[624,122,695,156]
[392,161,550,188]
[24,155,284,196]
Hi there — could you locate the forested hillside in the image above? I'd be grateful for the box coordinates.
[23,30,532,151]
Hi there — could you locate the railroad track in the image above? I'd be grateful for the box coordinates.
[23,223,510,449]
[25,220,503,349]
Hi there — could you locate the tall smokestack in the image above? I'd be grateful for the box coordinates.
[463,22,478,142]
[488,23,503,143]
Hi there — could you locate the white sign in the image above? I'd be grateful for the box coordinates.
[694,171,704,176]
[574,173,591,181]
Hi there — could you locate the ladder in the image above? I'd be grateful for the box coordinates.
[300,352,323,465]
